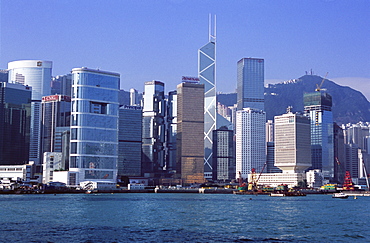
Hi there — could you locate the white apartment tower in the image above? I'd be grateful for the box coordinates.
[236,108,266,179]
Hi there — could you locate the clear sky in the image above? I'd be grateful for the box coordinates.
[1,0,369,99]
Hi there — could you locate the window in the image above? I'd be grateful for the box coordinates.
[91,102,107,114]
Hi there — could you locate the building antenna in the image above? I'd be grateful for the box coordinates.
[209,14,216,43]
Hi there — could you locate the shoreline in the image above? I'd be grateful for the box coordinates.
[2,188,368,195]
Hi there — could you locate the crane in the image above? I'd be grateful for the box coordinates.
[315,72,328,92]
[248,163,267,191]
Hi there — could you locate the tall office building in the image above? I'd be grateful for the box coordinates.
[212,127,235,181]
[118,105,142,178]
[166,90,177,172]
[0,70,8,83]
[198,16,217,179]
[8,60,52,164]
[255,111,311,187]
[237,58,264,111]
[235,108,266,179]
[345,144,360,181]
[51,74,72,96]
[41,95,71,154]
[119,90,130,106]
[304,91,334,179]
[266,142,281,173]
[344,122,370,151]
[266,120,274,142]
[0,82,31,165]
[69,67,119,185]
[274,112,311,173]
[176,82,204,184]
[333,123,346,183]
[142,81,166,175]
[130,88,141,106]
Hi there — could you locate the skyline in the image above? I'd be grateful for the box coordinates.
[1,1,369,99]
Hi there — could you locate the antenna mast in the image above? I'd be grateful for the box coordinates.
[209,14,216,43]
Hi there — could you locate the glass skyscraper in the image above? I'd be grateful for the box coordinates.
[118,105,142,178]
[8,60,52,164]
[198,32,216,179]
[142,81,166,175]
[69,67,119,185]
[41,95,71,154]
[212,127,235,181]
[51,74,72,96]
[0,82,31,165]
[304,91,334,180]
[166,90,177,172]
[237,58,264,111]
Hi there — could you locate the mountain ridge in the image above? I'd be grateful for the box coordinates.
[217,75,370,124]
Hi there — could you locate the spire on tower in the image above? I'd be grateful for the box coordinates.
[209,14,216,43]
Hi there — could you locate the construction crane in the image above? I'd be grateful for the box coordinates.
[315,72,328,92]
[247,163,267,191]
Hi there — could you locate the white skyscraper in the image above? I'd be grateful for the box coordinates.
[235,108,266,179]
[274,112,311,173]
[8,60,52,164]
[250,111,311,188]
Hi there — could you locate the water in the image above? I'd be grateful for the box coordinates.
[0,193,368,242]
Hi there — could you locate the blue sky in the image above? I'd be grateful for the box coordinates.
[1,0,369,99]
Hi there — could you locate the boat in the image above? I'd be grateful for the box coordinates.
[332,192,349,199]
[269,191,306,197]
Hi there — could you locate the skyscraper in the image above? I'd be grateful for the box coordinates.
[129,88,141,106]
[333,123,346,183]
[41,95,71,154]
[274,111,311,173]
[166,90,177,172]
[304,91,334,180]
[176,82,204,184]
[0,70,8,83]
[212,127,235,181]
[142,81,166,175]
[198,16,216,179]
[235,108,266,179]
[69,67,119,185]
[266,120,274,142]
[0,82,31,165]
[237,58,264,111]
[118,105,142,178]
[51,74,72,96]
[8,60,52,164]
[255,110,311,187]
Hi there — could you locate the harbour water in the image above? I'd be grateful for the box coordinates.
[0,193,368,242]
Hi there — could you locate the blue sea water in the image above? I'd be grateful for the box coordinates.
[0,193,368,242]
